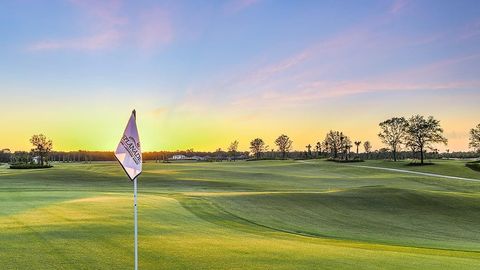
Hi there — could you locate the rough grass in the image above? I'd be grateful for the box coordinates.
[0,160,479,269]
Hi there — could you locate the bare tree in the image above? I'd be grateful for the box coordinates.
[275,134,293,159]
[469,123,480,152]
[30,134,53,166]
[406,115,447,165]
[228,140,239,161]
[378,117,408,161]
[250,138,265,159]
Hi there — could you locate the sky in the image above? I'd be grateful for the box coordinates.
[1,0,479,152]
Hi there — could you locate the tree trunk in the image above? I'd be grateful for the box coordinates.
[420,146,424,164]
[393,148,397,162]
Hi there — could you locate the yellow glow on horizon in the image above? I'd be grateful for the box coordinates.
[1,105,476,153]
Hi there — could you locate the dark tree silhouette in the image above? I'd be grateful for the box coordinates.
[30,134,53,166]
[378,117,408,161]
[306,144,312,158]
[275,134,293,159]
[323,131,344,159]
[315,142,321,158]
[469,123,480,152]
[250,138,265,159]
[406,115,447,164]
[228,140,239,161]
[354,141,361,155]
[363,141,372,159]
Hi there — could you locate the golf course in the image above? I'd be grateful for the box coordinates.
[1,159,480,269]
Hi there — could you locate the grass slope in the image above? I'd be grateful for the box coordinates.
[0,160,479,269]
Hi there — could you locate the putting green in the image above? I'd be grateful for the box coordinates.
[0,160,479,269]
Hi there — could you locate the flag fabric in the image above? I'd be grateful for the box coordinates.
[115,110,142,180]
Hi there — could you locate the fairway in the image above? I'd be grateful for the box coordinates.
[1,160,480,269]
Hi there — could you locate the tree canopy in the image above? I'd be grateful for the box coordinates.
[469,123,480,152]
[378,117,408,161]
[275,134,293,159]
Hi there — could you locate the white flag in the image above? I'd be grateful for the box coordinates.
[115,110,142,180]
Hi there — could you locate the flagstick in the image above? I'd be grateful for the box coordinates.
[134,177,138,270]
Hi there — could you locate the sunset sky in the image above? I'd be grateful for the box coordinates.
[1,0,479,152]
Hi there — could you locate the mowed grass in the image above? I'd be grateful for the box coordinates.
[1,160,480,269]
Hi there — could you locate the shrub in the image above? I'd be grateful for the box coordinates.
[9,164,53,169]
[326,158,364,163]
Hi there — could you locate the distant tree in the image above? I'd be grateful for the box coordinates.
[315,142,321,158]
[215,148,224,161]
[250,138,265,159]
[354,141,361,155]
[406,115,447,165]
[0,148,12,163]
[363,141,372,159]
[323,141,329,157]
[338,132,352,160]
[30,134,53,166]
[306,144,312,158]
[378,117,408,161]
[469,123,480,152]
[323,131,343,159]
[228,140,239,161]
[275,134,293,159]
[341,135,352,160]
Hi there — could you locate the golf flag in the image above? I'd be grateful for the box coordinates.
[115,110,142,180]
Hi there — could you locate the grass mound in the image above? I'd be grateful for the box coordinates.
[207,187,480,251]
[466,161,480,172]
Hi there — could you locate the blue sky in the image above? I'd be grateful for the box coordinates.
[1,0,479,151]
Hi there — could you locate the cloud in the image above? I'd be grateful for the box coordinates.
[390,0,409,14]
[27,0,173,52]
[135,8,173,50]
[224,0,261,14]
[459,19,480,40]
[27,31,123,51]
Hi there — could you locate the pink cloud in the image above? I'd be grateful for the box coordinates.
[28,30,123,51]
[224,0,261,14]
[390,0,409,14]
[230,80,480,109]
[136,8,173,50]
[459,19,480,40]
[27,0,173,52]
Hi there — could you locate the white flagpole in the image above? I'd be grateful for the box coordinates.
[134,177,138,270]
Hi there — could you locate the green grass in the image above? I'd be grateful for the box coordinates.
[364,159,480,179]
[1,159,479,269]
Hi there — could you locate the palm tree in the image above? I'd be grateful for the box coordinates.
[354,141,361,155]
[315,142,321,158]
[306,144,312,158]
[324,141,329,158]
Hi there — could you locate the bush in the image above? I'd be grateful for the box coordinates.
[9,164,53,169]
[326,158,364,163]
[407,162,435,166]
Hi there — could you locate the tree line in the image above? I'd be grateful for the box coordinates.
[1,117,479,164]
